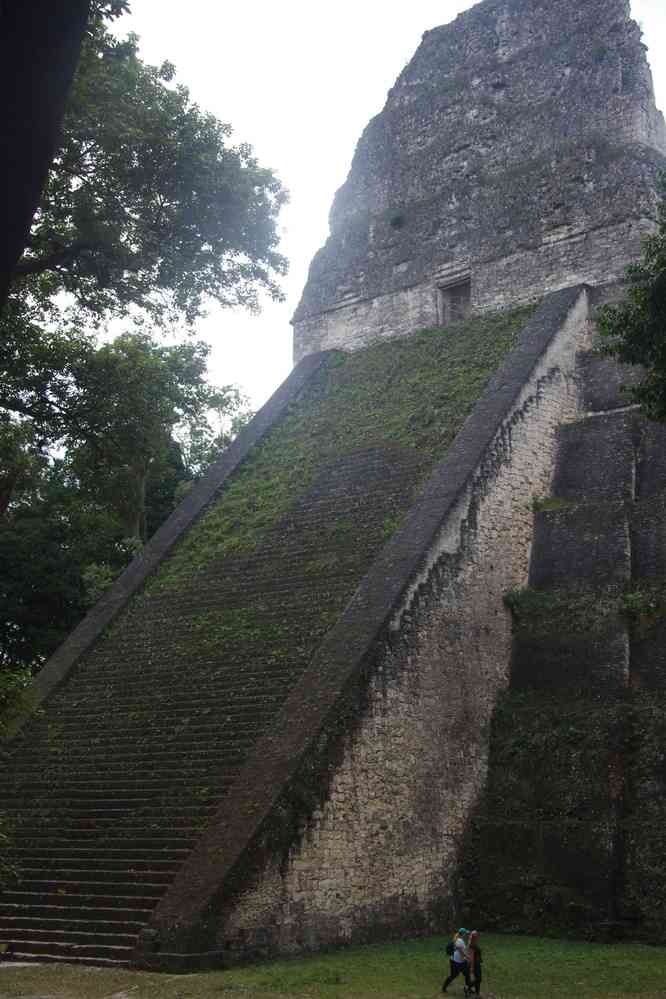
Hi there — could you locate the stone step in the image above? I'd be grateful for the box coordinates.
[577,349,643,413]
[4,801,216,819]
[552,411,637,502]
[136,558,346,590]
[10,879,168,898]
[9,758,241,781]
[5,777,229,797]
[25,730,265,754]
[7,787,224,809]
[7,770,236,790]
[630,618,666,692]
[0,901,152,923]
[0,926,138,948]
[637,421,666,499]
[512,616,630,693]
[631,493,666,580]
[11,848,187,866]
[5,777,230,794]
[1,937,135,962]
[14,830,199,848]
[39,699,288,725]
[0,914,145,934]
[30,711,273,736]
[529,501,630,591]
[15,867,174,886]
[53,684,297,715]
[9,820,208,841]
[56,677,297,708]
[9,746,247,772]
[4,785,228,804]
[55,660,299,684]
[37,660,298,683]
[0,889,161,909]
[14,720,267,749]
[49,698,289,728]
[62,656,298,676]
[54,685,292,711]
[8,950,130,967]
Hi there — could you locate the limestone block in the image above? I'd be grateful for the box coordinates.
[637,421,666,499]
[552,412,636,502]
[632,620,666,692]
[512,617,629,693]
[578,351,643,414]
[529,502,630,590]
[631,494,666,580]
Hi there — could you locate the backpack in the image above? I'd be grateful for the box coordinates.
[445,941,455,957]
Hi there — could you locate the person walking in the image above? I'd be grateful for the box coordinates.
[467,930,482,996]
[442,927,472,993]
[444,930,457,983]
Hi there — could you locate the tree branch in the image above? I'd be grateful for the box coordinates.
[14,240,97,277]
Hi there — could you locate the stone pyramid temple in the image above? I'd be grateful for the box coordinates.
[2,0,666,969]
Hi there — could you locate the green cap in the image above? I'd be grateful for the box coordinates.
[458,927,468,934]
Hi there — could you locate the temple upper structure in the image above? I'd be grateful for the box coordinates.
[292,0,666,360]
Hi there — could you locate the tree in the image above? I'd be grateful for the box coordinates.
[0,1,260,678]
[0,462,125,671]
[0,420,46,518]
[8,8,287,333]
[598,174,666,419]
[64,332,250,539]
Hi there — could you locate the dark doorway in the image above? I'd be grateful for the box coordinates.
[437,278,471,326]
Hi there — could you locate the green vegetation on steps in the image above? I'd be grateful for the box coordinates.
[95,306,536,744]
[504,581,666,639]
[148,304,536,594]
[503,585,622,636]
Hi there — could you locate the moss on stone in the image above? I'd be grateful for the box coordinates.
[149,304,536,599]
[462,686,666,941]
[621,583,666,637]
[504,584,621,636]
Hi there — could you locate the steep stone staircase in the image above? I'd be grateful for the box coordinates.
[0,308,531,965]
[0,451,422,965]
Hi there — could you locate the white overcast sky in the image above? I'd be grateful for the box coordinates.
[114,0,666,409]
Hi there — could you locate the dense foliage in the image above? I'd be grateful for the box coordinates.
[11,6,287,331]
[598,174,666,418]
[0,2,272,681]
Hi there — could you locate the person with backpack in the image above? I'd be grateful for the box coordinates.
[442,928,472,993]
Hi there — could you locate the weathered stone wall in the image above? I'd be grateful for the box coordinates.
[295,217,654,359]
[462,350,666,942]
[293,0,666,360]
[212,291,590,960]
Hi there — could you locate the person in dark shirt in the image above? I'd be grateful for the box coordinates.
[467,929,482,996]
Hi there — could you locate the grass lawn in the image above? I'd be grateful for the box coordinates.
[1,934,665,999]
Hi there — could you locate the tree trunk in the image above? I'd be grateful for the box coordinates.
[120,465,148,541]
[0,1,90,310]
[0,471,19,517]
